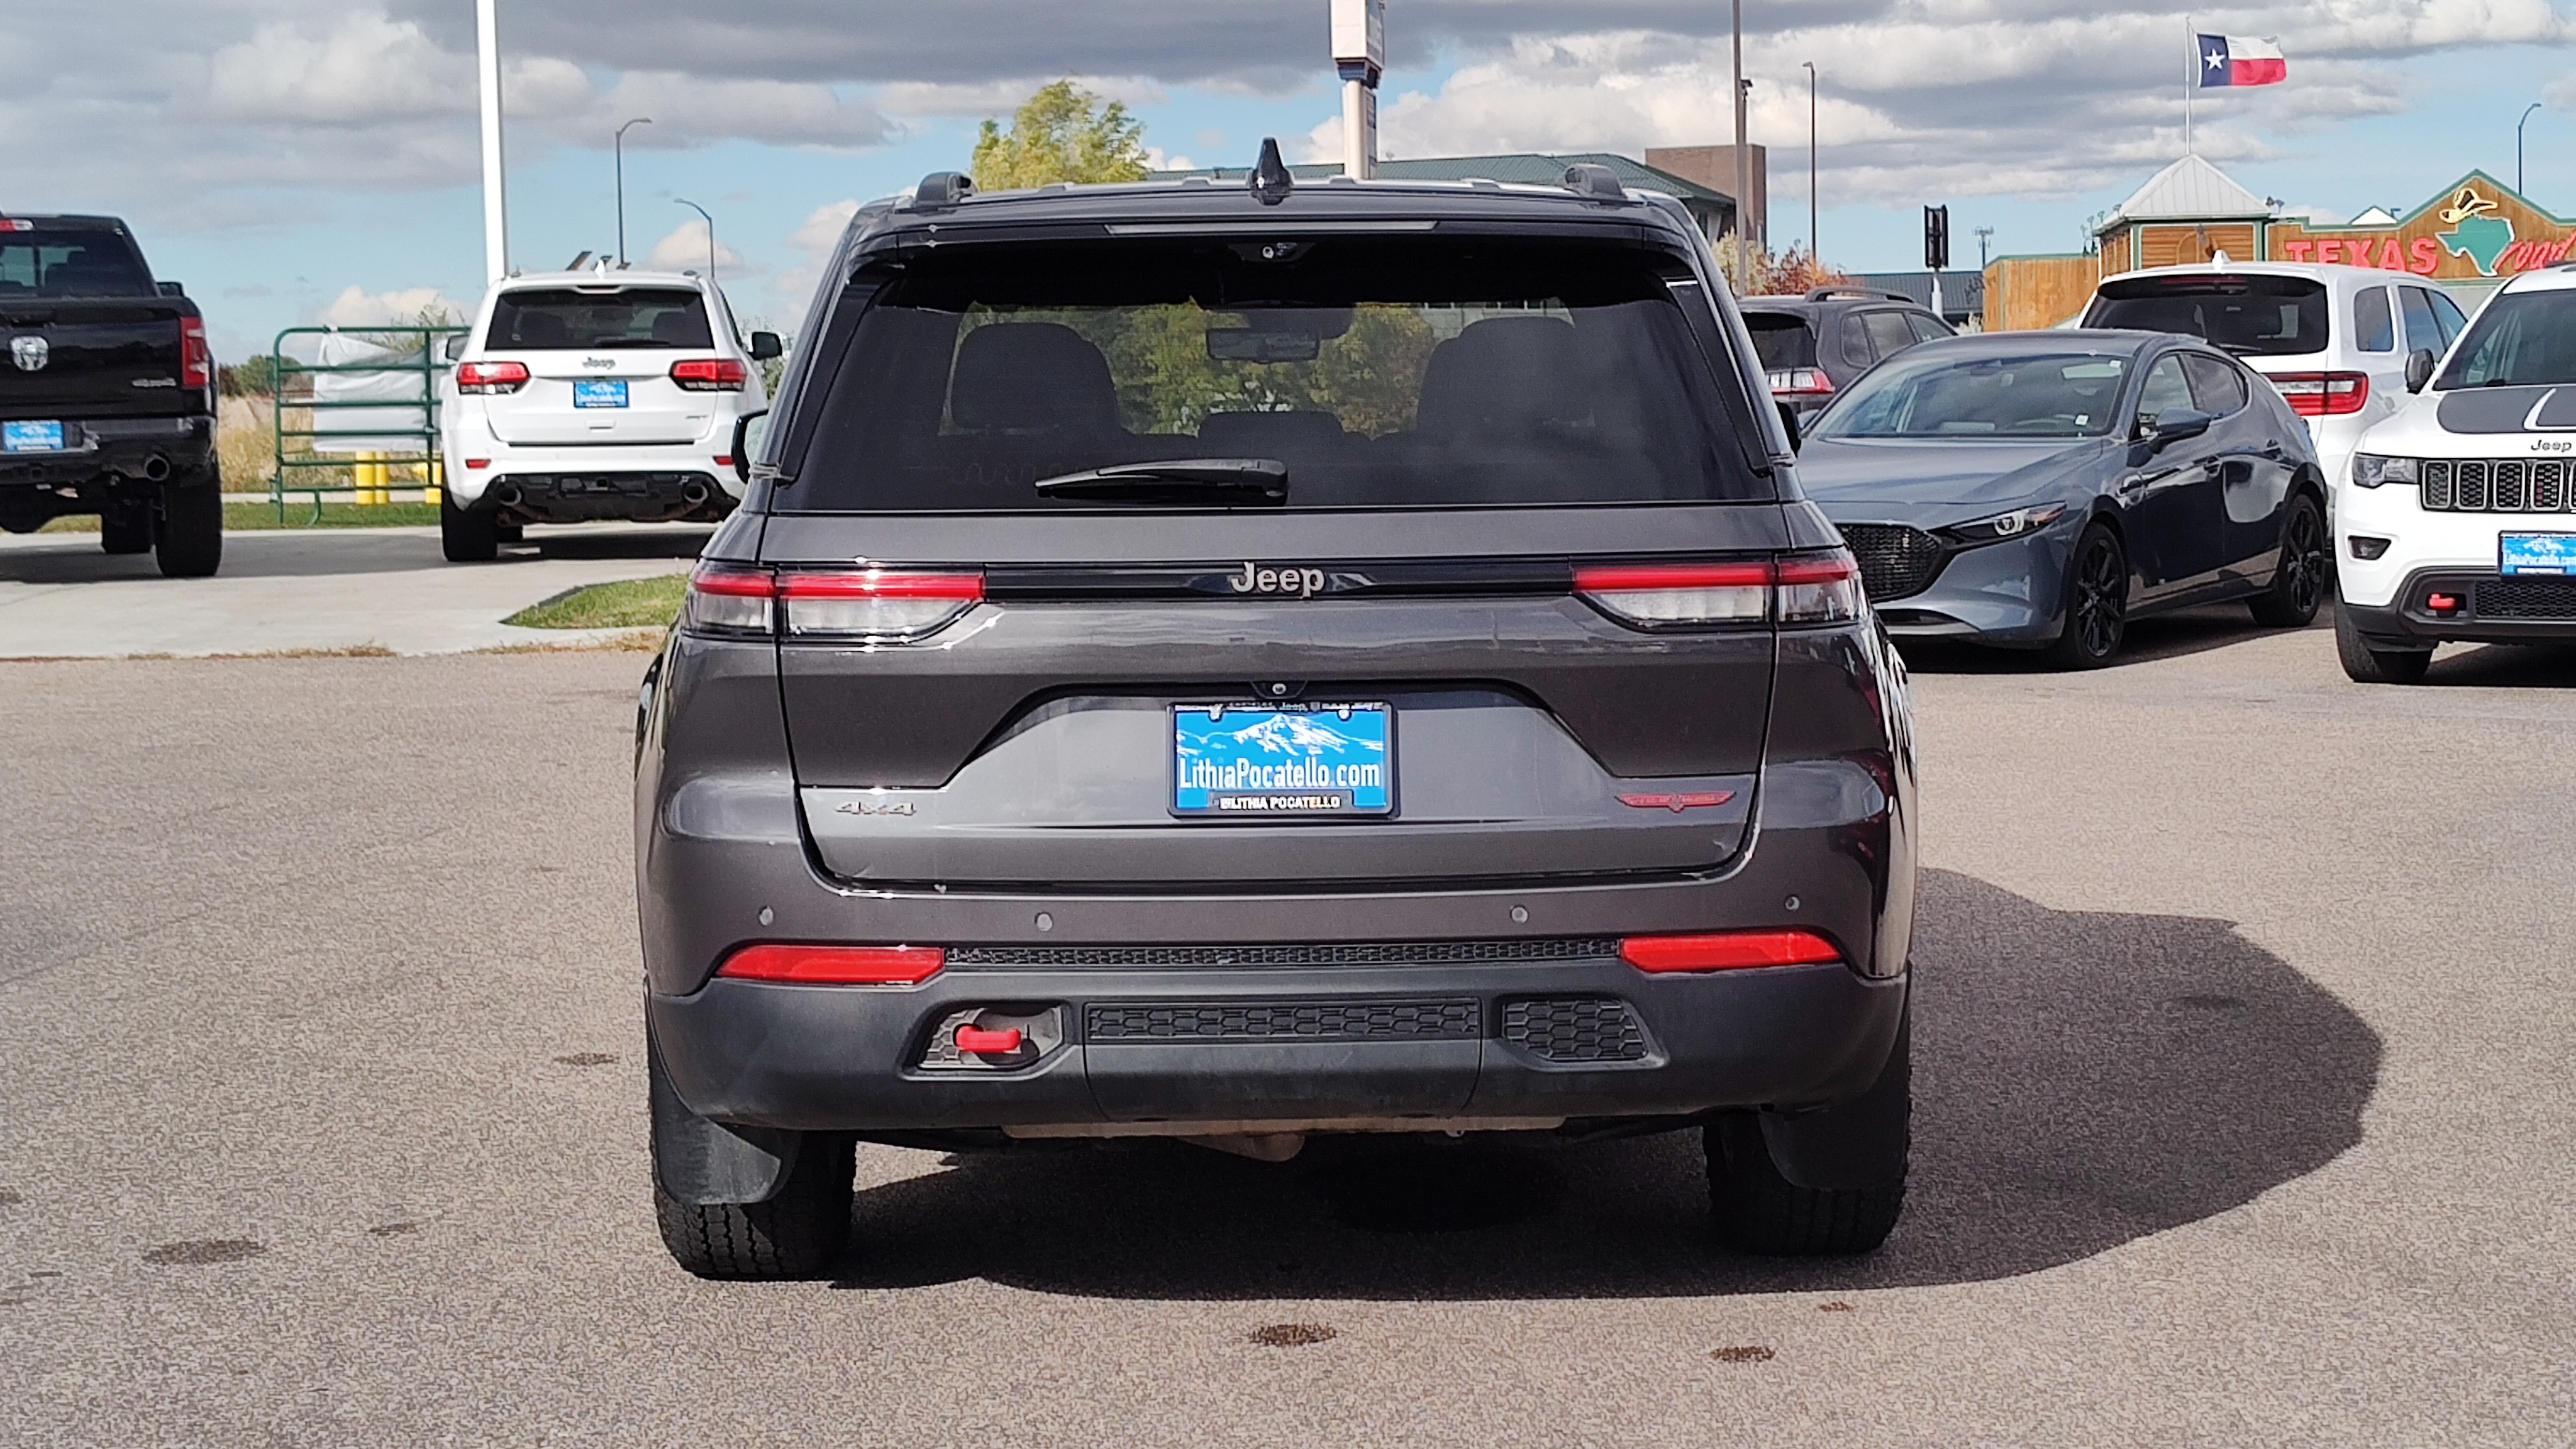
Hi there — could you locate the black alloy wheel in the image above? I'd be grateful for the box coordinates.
[2042,522,2128,670]
[2250,494,2329,627]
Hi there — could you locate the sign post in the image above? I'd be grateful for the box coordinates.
[1925,204,1950,320]
[1331,0,1385,180]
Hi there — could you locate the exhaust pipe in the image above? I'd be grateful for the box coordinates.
[493,482,523,508]
[140,455,170,482]
[680,479,711,507]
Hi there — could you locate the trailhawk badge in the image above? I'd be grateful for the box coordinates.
[11,335,48,372]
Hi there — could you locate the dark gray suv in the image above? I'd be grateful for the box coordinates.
[634,156,1919,1279]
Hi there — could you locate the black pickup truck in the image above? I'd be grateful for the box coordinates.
[0,214,221,575]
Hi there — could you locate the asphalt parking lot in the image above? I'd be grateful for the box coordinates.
[3,613,2573,1446]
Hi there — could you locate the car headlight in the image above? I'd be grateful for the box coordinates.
[1938,502,2068,546]
[2351,454,2418,489]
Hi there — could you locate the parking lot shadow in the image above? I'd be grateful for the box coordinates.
[827,869,2380,1299]
[1896,604,2323,675]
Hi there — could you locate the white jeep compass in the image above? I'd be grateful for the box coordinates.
[437,266,777,562]
[2335,265,2576,682]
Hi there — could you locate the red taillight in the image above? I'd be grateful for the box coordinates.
[2270,371,2368,417]
[716,944,946,985]
[180,319,211,390]
[778,569,984,640]
[1574,550,1863,628]
[684,564,775,634]
[1767,368,1834,397]
[670,358,748,391]
[457,360,531,394]
[1619,930,1844,973]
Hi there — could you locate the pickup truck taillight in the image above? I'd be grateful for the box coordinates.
[1574,549,1864,628]
[670,358,748,391]
[180,319,211,390]
[456,360,531,394]
[2270,371,2368,417]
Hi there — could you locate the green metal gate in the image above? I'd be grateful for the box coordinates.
[267,324,468,523]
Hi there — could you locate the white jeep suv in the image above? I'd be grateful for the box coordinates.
[2335,265,2576,682]
[438,267,776,562]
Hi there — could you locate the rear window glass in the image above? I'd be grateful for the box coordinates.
[2084,275,2329,357]
[486,287,713,349]
[1742,313,1816,369]
[0,230,153,297]
[1814,350,2129,439]
[788,238,1767,511]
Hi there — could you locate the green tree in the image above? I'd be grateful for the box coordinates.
[971,80,1150,189]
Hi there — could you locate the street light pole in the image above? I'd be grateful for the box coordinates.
[1803,62,1818,262]
[674,198,716,288]
[2520,102,2543,195]
[615,118,652,266]
[475,0,507,282]
[1730,0,1748,294]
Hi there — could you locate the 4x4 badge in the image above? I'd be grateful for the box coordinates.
[11,335,47,372]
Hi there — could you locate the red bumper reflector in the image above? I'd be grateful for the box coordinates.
[716,944,946,985]
[1620,930,1843,973]
[955,1026,1025,1054]
[1618,791,1736,812]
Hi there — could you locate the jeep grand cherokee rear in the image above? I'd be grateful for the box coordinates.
[634,164,1918,1279]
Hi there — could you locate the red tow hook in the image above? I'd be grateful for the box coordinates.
[955,1025,1025,1055]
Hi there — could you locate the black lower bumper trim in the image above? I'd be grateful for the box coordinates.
[2346,567,2576,645]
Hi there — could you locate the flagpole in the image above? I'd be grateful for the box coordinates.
[2184,16,2195,155]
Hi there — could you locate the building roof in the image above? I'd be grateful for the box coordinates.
[2097,154,2273,231]
[1151,152,1733,206]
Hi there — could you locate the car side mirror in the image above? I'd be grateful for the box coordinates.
[748,331,783,362]
[441,334,467,363]
[730,409,770,484]
[2405,348,2436,394]
[157,280,185,298]
[1775,399,1802,454]
[2141,408,2214,450]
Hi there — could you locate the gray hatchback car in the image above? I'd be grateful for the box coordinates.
[634,154,1919,1279]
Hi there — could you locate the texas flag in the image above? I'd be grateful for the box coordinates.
[2198,34,2287,87]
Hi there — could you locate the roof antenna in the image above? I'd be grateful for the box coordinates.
[1250,138,1295,206]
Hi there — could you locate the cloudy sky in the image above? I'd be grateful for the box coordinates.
[5,1,2572,357]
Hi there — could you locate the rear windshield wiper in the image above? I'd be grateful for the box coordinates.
[1031,458,1288,504]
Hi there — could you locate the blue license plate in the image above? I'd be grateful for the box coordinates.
[572,380,628,409]
[2501,532,2576,575]
[1172,701,1394,818]
[3,420,65,452]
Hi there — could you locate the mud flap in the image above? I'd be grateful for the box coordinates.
[1754,998,1911,1191]
[648,1031,804,1206]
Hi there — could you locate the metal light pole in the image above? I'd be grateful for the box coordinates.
[674,198,716,287]
[1803,61,1818,262]
[475,0,507,282]
[1731,0,1749,293]
[1975,225,1994,270]
[614,118,652,266]
[2520,102,2543,195]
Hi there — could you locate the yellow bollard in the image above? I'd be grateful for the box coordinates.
[353,450,379,505]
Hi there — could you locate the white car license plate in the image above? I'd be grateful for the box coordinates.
[2499,532,2576,575]
[3,420,65,452]
[572,380,629,409]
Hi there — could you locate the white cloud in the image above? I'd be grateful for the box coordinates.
[569,72,891,150]
[315,284,468,327]
[767,200,862,316]
[203,13,463,124]
[644,219,755,278]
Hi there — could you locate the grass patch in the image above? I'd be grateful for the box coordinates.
[38,502,445,533]
[506,574,687,630]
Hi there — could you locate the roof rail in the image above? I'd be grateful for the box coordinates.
[1805,286,1914,303]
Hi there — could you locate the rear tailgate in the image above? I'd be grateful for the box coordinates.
[0,302,191,419]
[482,352,716,446]
[766,508,1784,887]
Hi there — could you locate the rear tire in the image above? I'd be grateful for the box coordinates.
[2248,493,2329,628]
[153,475,223,578]
[2335,602,2431,684]
[100,505,153,555]
[1705,1009,1909,1256]
[441,492,499,563]
[2041,522,2127,670]
[653,1136,855,1281]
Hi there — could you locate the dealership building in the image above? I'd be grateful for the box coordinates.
[1985,154,2572,330]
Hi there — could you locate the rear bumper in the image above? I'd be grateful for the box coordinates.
[2341,567,2576,645]
[650,957,1907,1133]
[0,414,213,490]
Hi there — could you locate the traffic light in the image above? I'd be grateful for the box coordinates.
[1924,205,1950,271]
